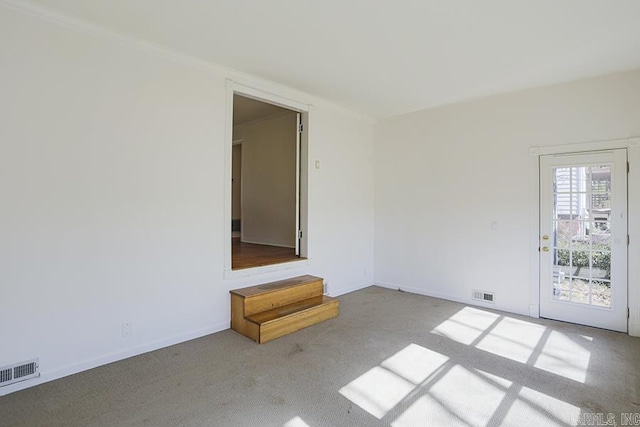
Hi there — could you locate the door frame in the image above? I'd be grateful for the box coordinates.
[224,80,310,278]
[529,137,640,336]
[539,149,627,331]
[295,112,301,256]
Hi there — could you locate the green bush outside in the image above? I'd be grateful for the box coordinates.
[557,243,611,279]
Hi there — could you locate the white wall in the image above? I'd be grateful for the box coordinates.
[234,112,298,248]
[375,70,640,316]
[0,5,375,395]
[307,106,375,296]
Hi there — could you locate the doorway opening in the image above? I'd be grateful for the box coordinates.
[229,92,308,271]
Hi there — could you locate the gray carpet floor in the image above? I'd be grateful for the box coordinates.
[2,286,639,427]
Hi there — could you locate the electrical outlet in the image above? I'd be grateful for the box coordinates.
[121,322,132,338]
[323,282,328,294]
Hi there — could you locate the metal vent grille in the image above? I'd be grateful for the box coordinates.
[0,368,12,384]
[0,359,39,387]
[14,362,36,379]
[472,290,495,303]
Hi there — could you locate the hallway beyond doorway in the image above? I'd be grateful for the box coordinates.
[231,238,300,270]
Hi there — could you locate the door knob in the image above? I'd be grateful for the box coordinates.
[542,247,549,252]
[542,235,549,240]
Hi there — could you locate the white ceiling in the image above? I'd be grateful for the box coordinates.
[21,0,640,119]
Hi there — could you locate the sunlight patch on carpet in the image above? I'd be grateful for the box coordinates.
[430,307,500,345]
[533,330,590,383]
[500,386,580,426]
[339,344,449,419]
[475,317,546,364]
[283,416,311,427]
[381,343,450,384]
[391,367,508,427]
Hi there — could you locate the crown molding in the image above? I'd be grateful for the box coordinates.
[0,0,376,124]
[0,0,242,78]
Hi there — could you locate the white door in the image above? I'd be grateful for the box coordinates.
[539,149,628,332]
[295,112,301,256]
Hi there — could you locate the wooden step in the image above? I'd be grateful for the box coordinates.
[229,275,339,343]
[247,296,339,343]
[230,275,323,316]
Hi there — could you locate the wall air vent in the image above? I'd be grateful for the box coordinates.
[0,359,39,387]
[472,290,495,304]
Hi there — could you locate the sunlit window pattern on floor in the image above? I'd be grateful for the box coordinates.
[475,316,546,364]
[339,344,449,419]
[430,307,501,345]
[532,330,591,383]
[282,416,311,427]
[339,306,587,426]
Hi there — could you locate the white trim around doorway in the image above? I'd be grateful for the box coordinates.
[529,137,640,336]
[223,80,311,279]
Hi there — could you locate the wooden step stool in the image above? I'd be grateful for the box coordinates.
[230,275,339,343]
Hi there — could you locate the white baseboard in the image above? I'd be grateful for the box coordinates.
[374,281,530,317]
[376,280,472,304]
[379,282,640,337]
[529,304,540,318]
[0,282,374,397]
[332,281,375,297]
[376,280,472,305]
[0,321,229,397]
[629,318,640,337]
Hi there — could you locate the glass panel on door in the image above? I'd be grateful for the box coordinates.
[551,165,612,308]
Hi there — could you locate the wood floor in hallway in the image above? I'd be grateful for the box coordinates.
[231,238,300,270]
